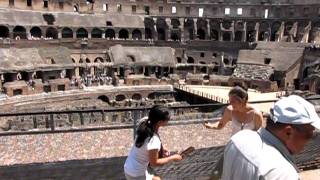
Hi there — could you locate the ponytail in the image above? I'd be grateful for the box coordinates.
[135,105,170,148]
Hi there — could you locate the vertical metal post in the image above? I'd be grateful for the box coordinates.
[132,110,141,140]
[50,114,55,131]
[102,110,106,122]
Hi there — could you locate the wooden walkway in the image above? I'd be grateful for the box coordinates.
[175,85,286,113]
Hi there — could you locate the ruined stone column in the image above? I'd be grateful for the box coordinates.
[90,66,94,75]
[128,31,133,40]
[153,17,158,41]
[87,28,92,39]
[75,67,80,77]
[141,29,145,40]
[166,18,172,41]
[301,21,312,43]
[8,26,14,39]
[254,22,260,42]
[142,66,146,74]
[243,22,247,42]
[115,31,119,40]
[194,18,198,40]
[58,28,62,39]
[207,19,211,40]
[277,22,285,42]
[179,18,185,42]
[73,30,77,39]
[231,21,235,42]
[26,26,31,40]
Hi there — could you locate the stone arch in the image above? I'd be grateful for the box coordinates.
[197,18,207,29]
[171,18,180,29]
[145,28,153,39]
[115,94,126,101]
[0,26,9,38]
[246,22,256,42]
[211,29,219,41]
[13,26,27,39]
[144,17,154,39]
[157,28,166,40]
[94,57,104,63]
[187,56,195,64]
[156,18,167,40]
[234,31,243,41]
[284,21,294,36]
[259,22,270,41]
[223,32,231,41]
[72,58,76,63]
[119,29,129,39]
[76,28,88,38]
[176,57,182,63]
[132,93,142,101]
[91,28,103,38]
[144,17,155,26]
[132,29,142,40]
[105,29,115,39]
[185,18,194,40]
[147,93,156,100]
[197,19,207,40]
[222,21,232,30]
[98,95,110,103]
[30,26,42,38]
[46,27,58,39]
[197,28,206,40]
[247,30,256,42]
[62,27,73,38]
[171,31,180,41]
[85,58,91,63]
[271,21,281,41]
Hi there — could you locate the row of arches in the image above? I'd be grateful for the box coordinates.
[145,17,320,42]
[0,25,143,40]
[72,57,111,64]
[98,92,159,103]
[1,20,319,42]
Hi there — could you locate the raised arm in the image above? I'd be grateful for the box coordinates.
[204,106,232,130]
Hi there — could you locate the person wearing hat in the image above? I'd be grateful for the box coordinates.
[221,95,320,180]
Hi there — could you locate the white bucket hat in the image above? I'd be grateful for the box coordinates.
[271,95,320,130]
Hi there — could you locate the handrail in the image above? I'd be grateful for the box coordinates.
[0,94,319,137]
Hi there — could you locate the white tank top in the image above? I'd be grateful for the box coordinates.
[231,109,257,135]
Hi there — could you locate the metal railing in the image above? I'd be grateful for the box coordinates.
[0,97,319,137]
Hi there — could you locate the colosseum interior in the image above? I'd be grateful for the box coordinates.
[0,0,319,179]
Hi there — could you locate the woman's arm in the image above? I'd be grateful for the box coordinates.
[204,106,232,130]
[254,111,263,130]
[149,149,182,166]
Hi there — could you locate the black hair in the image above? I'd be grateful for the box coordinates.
[135,105,170,148]
[228,85,248,102]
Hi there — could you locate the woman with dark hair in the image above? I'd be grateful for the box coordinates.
[124,105,182,180]
[204,86,264,179]
[204,85,263,135]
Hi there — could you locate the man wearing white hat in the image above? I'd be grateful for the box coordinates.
[221,95,320,180]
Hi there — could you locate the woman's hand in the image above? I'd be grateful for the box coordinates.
[203,121,219,129]
[170,154,183,162]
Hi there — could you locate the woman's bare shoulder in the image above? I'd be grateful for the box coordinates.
[225,105,233,112]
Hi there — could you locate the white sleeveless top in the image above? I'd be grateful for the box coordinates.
[231,108,257,135]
